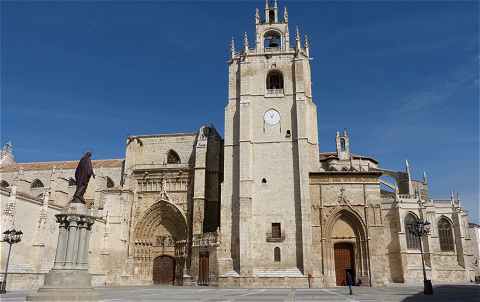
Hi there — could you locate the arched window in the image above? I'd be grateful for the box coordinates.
[274,247,281,262]
[340,138,346,152]
[167,150,181,164]
[31,179,44,189]
[0,180,9,188]
[405,213,421,250]
[106,176,114,188]
[438,218,454,251]
[268,10,275,24]
[264,31,281,49]
[68,177,76,186]
[266,70,284,92]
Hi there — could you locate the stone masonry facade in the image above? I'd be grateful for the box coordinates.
[0,1,477,290]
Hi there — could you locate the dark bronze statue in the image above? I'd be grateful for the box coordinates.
[72,152,95,204]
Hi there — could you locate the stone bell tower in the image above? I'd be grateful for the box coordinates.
[218,0,320,285]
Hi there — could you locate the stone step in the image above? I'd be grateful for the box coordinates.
[254,268,304,277]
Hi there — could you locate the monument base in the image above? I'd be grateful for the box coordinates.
[27,202,99,301]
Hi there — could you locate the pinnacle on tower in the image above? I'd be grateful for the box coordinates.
[274,0,278,9]
[243,32,249,53]
[295,26,301,51]
[405,159,413,195]
[284,6,288,22]
[304,34,310,57]
[265,0,269,10]
[230,37,235,59]
[256,8,260,24]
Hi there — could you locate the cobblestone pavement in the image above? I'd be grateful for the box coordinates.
[2,285,479,302]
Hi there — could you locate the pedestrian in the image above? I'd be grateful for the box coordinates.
[346,271,353,295]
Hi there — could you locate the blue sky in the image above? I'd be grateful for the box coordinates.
[1,1,478,222]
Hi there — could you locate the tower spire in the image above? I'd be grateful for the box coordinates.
[255,8,260,24]
[284,6,288,23]
[265,0,269,10]
[274,0,278,9]
[243,32,249,54]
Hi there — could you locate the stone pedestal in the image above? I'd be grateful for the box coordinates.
[27,203,100,301]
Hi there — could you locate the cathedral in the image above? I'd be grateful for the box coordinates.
[0,1,477,290]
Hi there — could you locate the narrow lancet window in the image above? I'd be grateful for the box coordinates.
[438,218,454,251]
[274,247,281,262]
[405,213,421,250]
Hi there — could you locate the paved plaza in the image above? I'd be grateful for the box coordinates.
[1,285,479,302]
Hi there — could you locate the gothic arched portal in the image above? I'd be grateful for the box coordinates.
[132,199,188,285]
[325,209,369,286]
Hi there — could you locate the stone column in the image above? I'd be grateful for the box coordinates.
[53,217,68,268]
[77,219,88,269]
[27,203,99,301]
[64,217,79,267]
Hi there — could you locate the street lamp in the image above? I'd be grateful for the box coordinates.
[409,219,433,295]
[0,228,23,294]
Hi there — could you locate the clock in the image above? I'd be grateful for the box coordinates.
[264,109,280,125]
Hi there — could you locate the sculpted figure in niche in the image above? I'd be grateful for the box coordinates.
[72,152,95,204]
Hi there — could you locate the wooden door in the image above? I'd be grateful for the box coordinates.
[198,252,209,286]
[153,255,175,284]
[334,242,355,286]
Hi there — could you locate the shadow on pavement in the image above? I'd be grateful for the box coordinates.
[402,285,480,302]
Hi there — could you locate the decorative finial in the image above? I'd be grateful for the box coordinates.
[265,0,269,10]
[284,6,288,22]
[304,34,310,57]
[230,37,235,59]
[423,171,428,184]
[274,0,278,8]
[243,32,249,53]
[405,159,413,195]
[295,26,301,50]
[255,8,260,24]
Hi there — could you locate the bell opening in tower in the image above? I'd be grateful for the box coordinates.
[269,10,275,24]
[264,31,281,51]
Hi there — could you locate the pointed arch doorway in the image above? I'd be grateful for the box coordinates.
[132,199,188,285]
[326,209,370,286]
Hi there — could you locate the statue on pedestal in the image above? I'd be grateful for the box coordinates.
[72,152,95,204]
[27,152,99,301]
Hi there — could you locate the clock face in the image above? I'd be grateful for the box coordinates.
[264,109,280,125]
